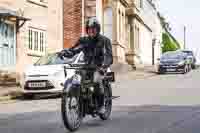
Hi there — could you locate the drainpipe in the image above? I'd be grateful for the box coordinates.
[82,0,85,36]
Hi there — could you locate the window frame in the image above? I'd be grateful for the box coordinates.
[27,27,46,56]
[140,0,143,8]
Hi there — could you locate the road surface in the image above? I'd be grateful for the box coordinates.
[1,69,200,133]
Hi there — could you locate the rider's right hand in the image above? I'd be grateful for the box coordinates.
[57,51,65,59]
[58,49,74,59]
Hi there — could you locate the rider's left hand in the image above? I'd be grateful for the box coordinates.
[98,67,106,75]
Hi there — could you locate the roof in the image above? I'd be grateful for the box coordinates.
[0,7,30,21]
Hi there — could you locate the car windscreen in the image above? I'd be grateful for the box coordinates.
[161,52,185,60]
[34,53,79,66]
[182,51,193,56]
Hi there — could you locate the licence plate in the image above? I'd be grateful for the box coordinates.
[167,68,176,72]
[28,82,46,88]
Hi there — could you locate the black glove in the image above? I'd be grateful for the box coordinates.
[98,67,106,75]
[64,50,74,57]
[58,49,74,59]
[57,51,65,59]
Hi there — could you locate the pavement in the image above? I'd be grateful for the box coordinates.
[0,86,22,102]
[1,67,200,133]
[116,65,157,81]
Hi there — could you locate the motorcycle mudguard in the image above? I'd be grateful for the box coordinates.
[63,78,81,96]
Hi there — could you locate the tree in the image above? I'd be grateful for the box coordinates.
[157,13,171,32]
[162,33,179,53]
[158,12,181,52]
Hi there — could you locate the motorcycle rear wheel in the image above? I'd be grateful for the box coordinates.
[99,82,112,120]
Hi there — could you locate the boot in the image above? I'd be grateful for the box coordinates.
[97,94,105,115]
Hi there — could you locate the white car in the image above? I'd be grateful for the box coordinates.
[21,52,85,95]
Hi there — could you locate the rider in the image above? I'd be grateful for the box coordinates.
[59,17,113,114]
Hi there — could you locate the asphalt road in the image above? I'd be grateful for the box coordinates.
[1,69,200,133]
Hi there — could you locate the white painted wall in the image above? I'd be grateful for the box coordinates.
[133,0,162,66]
[139,24,153,65]
[96,0,103,33]
[153,15,163,64]
[103,7,113,41]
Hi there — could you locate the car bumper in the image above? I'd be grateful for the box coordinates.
[159,65,186,72]
[22,88,63,94]
[22,77,64,94]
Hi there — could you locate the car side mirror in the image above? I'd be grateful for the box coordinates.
[157,58,160,61]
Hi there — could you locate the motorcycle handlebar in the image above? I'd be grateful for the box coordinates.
[63,64,99,70]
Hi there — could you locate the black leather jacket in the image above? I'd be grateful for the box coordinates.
[65,34,113,68]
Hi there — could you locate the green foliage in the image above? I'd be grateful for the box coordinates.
[162,33,180,53]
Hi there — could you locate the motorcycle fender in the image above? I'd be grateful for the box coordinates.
[63,78,81,96]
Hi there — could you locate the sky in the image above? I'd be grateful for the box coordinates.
[158,0,200,58]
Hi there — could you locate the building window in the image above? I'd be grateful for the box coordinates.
[137,27,140,50]
[118,10,121,41]
[28,27,46,54]
[140,0,143,8]
[28,29,33,50]
[40,32,44,52]
[34,31,38,51]
[135,26,140,51]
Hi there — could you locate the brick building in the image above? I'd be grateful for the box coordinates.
[63,0,98,48]
[0,0,63,82]
[63,0,131,65]
[63,0,82,48]
[63,0,163,68]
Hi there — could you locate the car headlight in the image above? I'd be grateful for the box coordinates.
[178,61,185,66]
[52,71,62,77]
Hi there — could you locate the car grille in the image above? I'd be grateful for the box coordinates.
[162,65,177,68]
[28,75,48,77]
[161,61,178,65]
[160,62,179,68]
[24,80,54,90]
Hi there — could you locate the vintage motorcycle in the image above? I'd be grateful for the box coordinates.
[61,63,115,131]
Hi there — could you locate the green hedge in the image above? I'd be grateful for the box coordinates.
[162,33,180,53]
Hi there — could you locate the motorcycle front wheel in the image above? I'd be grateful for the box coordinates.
[61,92,82,132]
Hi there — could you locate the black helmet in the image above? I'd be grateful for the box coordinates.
[85,17,101,34]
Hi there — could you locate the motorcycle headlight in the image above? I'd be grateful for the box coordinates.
[72,74,82,85]
[178,61,185,66]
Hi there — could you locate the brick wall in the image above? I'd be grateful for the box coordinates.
[63,0,82,48]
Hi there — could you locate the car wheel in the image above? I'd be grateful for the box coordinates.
[192,64,196,69]
[158,69,164,74]
[182,65,188,74]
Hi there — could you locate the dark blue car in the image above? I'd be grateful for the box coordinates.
[158,51,191,74]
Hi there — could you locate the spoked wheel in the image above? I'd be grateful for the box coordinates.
[61,93,82,132]
[99,82,112,120]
